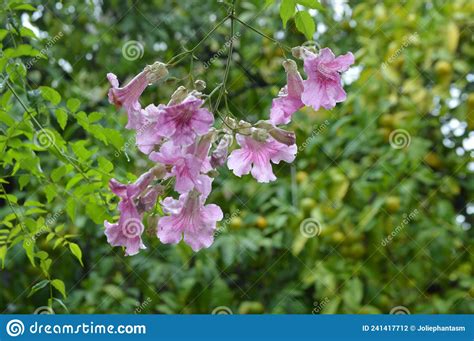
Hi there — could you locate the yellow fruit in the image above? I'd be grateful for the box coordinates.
[331,231,345,244]
[256,216,268,229]
[301,197,317,211]
[380,114,394,127]
[296,171,308,183]
[230,216,243,229]
[435,60,452,77]
[239,301,265,314]
[446,22,459,53]
[424,152,442,169]
[385,196,401,213]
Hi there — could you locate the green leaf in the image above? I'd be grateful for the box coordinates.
[66,197,76,221]
[66,98,81,112]
[98,156,114,172]
[265,0,276,6]
[69,242,83,266]
[53,298,69,313]
[39,86,61,105]
[0,245,7,269]
[295,10,315,40]
[12,4,37,11]
[51,279,66,298]
[0,29,9,41]
[55,108,68,130]
[51,165,67,182]
[280,0,295,28]
[23,238,35,266]
[29,279,49,297]
[296,0,323,10]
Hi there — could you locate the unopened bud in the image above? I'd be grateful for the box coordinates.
[168,86,188,105]
[194,79,206,90]
[237,120,252,135]
[255,121,296,146]
[251,128,269,142]
[151,163,167,179]
[145,61,168,83]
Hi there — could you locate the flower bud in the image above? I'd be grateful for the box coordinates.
[194,79,206,90]
[255,121,296,146]
[251,128,269,142]
[151,163,167,179]
[211,133,233,168]
[168,86,188,105]
[237,120,252,135]
[144,61,168,83]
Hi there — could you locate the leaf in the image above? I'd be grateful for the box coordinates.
[265,0,276,5]
[23,238,35,266]
[69,242,83,266]
[29,279,49,297]
[51,279,66,298]
[53,298,69,313]
[66,98,81,112]
[39,86,61,105]
[55,108,68,130]
[12,4,37,11]
[280,0,295,28]
[297,0,323,10]
[295,10,315,40]
[98,156,114,172]
[66,197,76,221]
[0,245,7,269]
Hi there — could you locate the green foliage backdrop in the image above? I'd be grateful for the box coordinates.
[0,0,473,314]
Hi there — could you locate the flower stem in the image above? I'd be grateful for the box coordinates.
[231,15,291,54]
[166,14,231,67]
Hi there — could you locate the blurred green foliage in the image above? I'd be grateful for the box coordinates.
[0,0,473,314]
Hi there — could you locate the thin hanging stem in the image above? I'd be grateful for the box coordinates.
[214,1,236,112]
[166,14,231,67]
[231,15,291,55]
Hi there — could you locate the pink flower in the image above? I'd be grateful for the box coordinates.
[270,60,304,125]
[155,95,214,146]
[301,47,354,111]
[227,134,297,183]
[104,171,155,255]
[150,141,213,195]
[157,191,223,251]
[107,62,168,130]
[135,104,164,155]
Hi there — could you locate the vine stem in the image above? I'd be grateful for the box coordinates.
[166,14,231,67]
[214,1,236,112]
[231,15,291,54]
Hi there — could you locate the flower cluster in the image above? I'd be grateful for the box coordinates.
[104,46,354,255]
